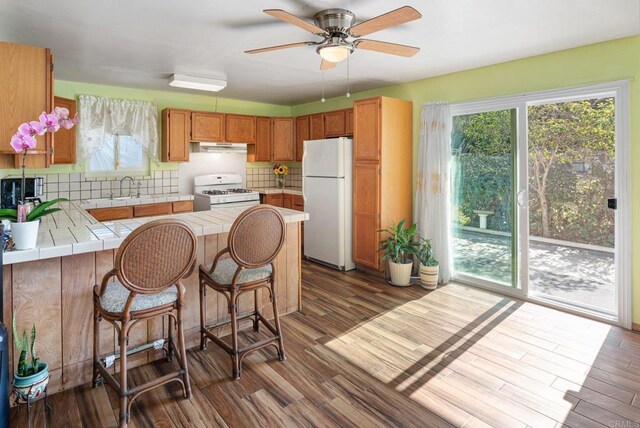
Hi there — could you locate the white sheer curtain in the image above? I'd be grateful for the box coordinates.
[414,102,453,283]
[77,95,159,165]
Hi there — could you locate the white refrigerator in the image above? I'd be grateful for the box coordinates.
[302,137,355,271]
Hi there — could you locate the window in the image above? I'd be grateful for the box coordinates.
[78,95,159,174]
[88,135,148,174]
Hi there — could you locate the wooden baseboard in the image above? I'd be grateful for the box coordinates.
[632,322,640,332]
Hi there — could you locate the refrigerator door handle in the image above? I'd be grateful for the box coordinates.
[302,177,307,205]
[302,148,307,205]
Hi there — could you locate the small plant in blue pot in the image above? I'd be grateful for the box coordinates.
[12,316,49,403]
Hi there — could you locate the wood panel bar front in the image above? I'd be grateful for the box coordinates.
[5,224,302,395]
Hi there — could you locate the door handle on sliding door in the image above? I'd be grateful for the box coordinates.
[517,189,527,208]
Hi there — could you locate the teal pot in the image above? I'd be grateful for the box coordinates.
[13,362,49,403]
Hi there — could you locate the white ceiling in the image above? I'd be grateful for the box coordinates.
[1,0,638,105]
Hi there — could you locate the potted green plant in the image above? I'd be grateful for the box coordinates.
[416,237,439,290]
[3,106,76,250]
[12,316,49,403]
[379,220,419,286]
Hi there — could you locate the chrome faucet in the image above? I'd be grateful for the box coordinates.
[119,176,135,197]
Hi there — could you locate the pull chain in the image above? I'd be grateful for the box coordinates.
[321,71,326,103]
[346,56,351,98]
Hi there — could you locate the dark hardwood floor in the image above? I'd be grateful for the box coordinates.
[11,260,640,427]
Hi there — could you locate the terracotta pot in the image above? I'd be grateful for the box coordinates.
[419,264,439,290]
[11,221,39,250]
[388,260,413,286]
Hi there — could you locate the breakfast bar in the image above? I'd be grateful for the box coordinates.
[3,201,307,395]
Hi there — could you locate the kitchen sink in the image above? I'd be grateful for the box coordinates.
[82,196,135,204]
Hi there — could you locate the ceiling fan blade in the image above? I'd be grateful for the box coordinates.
[245,41,312,54]
[354,39,420,57]
[264,9,328,35]
[349,6,421,37]
[320,59,337,71]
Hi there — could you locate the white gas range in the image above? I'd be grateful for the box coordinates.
[193,174,260,212]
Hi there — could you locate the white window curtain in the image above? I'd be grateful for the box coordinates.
[77,95,159,165]
[414,102,453,283]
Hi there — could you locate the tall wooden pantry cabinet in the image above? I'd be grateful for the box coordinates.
[352,96,413,271]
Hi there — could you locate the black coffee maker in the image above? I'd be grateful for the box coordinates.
[0,177,44,209]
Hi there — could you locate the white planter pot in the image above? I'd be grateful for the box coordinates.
[388,260,413,286]
[11,221,39,250]
[419,264,439,290]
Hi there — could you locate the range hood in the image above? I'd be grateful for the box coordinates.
[192,142,248,153]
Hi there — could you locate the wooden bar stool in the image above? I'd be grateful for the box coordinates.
[92,219,197,428]
[199,205,287,379]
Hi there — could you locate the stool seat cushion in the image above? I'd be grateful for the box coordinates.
[206,258,272,285]
[99,281,178,313]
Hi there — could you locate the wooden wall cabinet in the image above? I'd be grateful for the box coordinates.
[271,117,294,161]
[254,116,272,162]
[162,108,191,162]
[191,111,224,142]
[51,96,76,164]
[0,41,53,169]
[295,115,310,162]
[353,96,413,271]
[345,108,354,135]
[225,114,256,143]
[324,110,346,137]
[309,113,325,140]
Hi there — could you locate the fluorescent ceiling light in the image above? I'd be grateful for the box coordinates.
[318,44,352,63]
[169,74,227,92]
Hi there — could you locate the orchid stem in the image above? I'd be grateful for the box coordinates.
[20,149,27,204]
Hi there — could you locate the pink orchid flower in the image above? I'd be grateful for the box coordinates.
[10,132,36,153]
[18,121,45,137]
[53,106,70,120]
[39,111,60,132]
[59,113,78,130]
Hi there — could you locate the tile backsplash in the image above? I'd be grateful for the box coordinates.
[36,171,179,201]
[247,167,302,189]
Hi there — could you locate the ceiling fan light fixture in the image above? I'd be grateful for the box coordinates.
[169,74,227,92]
[317,44,352,63]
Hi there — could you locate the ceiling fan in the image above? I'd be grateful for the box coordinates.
[245,6,422,70]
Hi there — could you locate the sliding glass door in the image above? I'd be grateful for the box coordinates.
[450,82,629,325]
[451,109,518,289]
[527,97,616,315]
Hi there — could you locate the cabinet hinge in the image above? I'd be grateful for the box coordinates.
[51,63,54,72]
[50,147,54,154]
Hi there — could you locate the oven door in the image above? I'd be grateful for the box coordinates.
[210,200,260,210]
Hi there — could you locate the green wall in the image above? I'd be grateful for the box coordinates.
[292,35,640,323]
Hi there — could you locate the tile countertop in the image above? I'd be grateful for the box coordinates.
[79,193,194,210]
[251,187,303,196]
[3,201,308,265]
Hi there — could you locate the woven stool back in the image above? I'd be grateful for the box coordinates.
[228,205,286,269]
[115,219,197,294]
